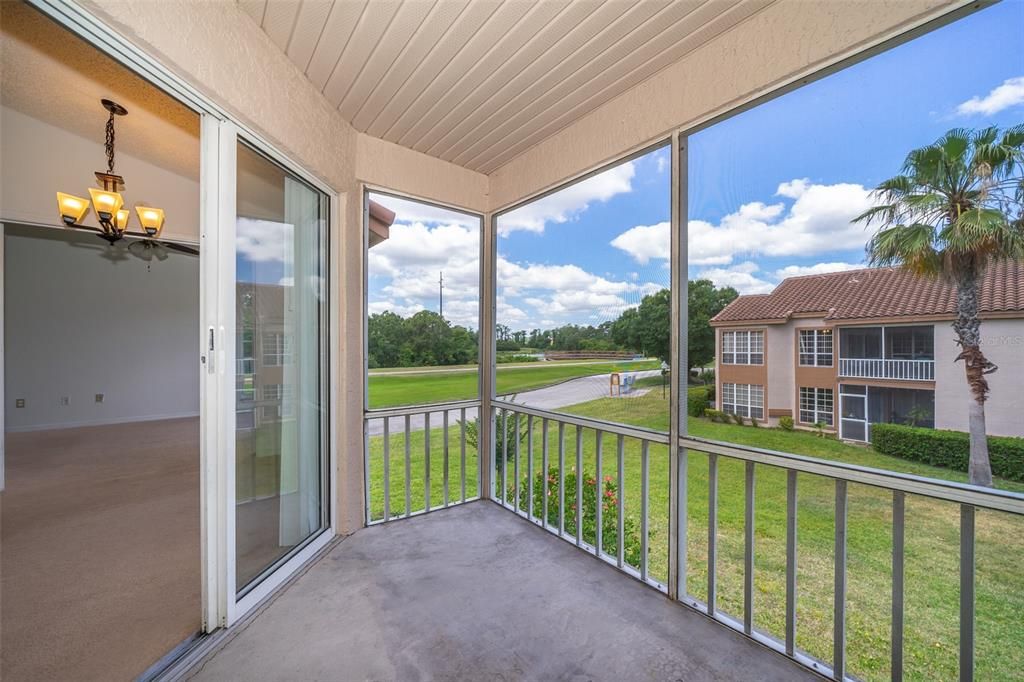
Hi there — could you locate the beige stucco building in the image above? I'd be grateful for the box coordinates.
[713,263,1024,440]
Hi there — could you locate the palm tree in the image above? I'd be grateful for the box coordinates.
[856,125,1024,487]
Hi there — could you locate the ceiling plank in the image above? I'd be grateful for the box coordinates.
[237,0,268,25]
[287,0,335,72]
[321,0,404,109]
[304,0,369,92]
[262,0,302,51]
[476,0,770,173]
[362,0,502,139]
[337,0,438,122]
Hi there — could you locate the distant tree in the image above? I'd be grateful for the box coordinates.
[367,311,406,368]
[688,279,739,369]
[609,282,736,367]
[857,125,1024,487]
[611,307,640,351]
[636,289,671,361]
[369,309,478,368]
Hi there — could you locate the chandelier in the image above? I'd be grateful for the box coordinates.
[55,99,167,245]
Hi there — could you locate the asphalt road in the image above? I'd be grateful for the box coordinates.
[366,369,660,436]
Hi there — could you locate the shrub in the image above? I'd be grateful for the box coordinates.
[750,417,759,428]
[462,408,527,472]
[687,386,710,417]
[497,354,539,364]
[704,408,726,422]
[871,423,1024,482]
[514,467,643,567]
[779,416,794,431]
[731,413,744,426]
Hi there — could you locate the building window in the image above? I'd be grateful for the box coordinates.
[261,332,293,367]
[722,383,764,419]
[261,383,294,419]
[799,387,834,426]
[799,329,833,366]
[722,330,763,365]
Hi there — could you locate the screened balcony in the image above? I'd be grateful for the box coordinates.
[838,327,936,381]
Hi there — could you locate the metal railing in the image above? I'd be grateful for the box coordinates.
[490,400,670,592]
[363,399,482,525]
[675,434,1024,681]
[481,401,1024,682]
[363,394,1023,680]
[839,357,935,381]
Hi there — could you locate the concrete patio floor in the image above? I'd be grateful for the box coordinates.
[189,502,815,681]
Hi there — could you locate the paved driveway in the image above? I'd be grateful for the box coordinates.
[366,369,660,436]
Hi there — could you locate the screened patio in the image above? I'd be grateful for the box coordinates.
[10,1,1022,681]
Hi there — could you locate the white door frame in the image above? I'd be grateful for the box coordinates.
[839,387,869,442]
[25,0,340,633]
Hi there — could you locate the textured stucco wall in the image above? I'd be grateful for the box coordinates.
[487,0,968,210]
[934,319,1024,437]
[357,134,488,213]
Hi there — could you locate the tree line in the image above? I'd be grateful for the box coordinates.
[368,279,738,369]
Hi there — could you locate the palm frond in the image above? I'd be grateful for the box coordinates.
[866,223,940,275]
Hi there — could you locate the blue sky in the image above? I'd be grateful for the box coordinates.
[368,2,1024,330]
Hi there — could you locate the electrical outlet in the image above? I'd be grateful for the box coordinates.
[15,398,25,408]
[95,393,105,403]
[60,396,70,406]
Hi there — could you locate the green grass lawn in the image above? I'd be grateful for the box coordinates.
[367,359,659,408]
[366,387,1023,681]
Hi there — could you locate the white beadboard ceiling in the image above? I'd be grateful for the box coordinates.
[238,0,772,174]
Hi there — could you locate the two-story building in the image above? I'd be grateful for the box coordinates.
[710,262,1024,441]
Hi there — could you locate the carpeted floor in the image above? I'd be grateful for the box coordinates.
[1,418,201,681]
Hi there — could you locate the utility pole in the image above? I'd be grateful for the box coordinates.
[439,271,444,320]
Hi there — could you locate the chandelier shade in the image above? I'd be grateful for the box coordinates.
[88,186,124,223]
[135,206,165,237]
[56,192,90,226]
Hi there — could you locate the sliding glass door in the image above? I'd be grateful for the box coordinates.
[234,140,329,595]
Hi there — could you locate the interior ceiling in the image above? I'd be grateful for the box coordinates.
[239,0,772,174]
[0,2,199,181]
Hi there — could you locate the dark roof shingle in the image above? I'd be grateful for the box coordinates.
[712,262,1024,324]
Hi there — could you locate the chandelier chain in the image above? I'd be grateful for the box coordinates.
[105,111,116,174]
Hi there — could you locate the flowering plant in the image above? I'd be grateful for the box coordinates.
[513,467,642,567]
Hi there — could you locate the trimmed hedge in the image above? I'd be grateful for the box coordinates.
[871,423,1024,482]
[687,386,710,417]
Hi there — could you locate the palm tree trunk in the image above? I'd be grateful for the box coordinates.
[952,271,994,487]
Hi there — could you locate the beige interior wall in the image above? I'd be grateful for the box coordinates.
[487,0,967,210]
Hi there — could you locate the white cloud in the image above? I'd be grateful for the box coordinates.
[494,258,664,326]
[956,76,1024,116]
[368,220,481,327]
[698,261,775,295]
[368,300,424,317]
[609,221,669,264]
[237,217,292,263]
[497,162,635,234]
[686,179,873,266]
[773,262,862,279]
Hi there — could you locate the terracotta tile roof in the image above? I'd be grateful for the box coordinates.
[712,261,1024,324]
